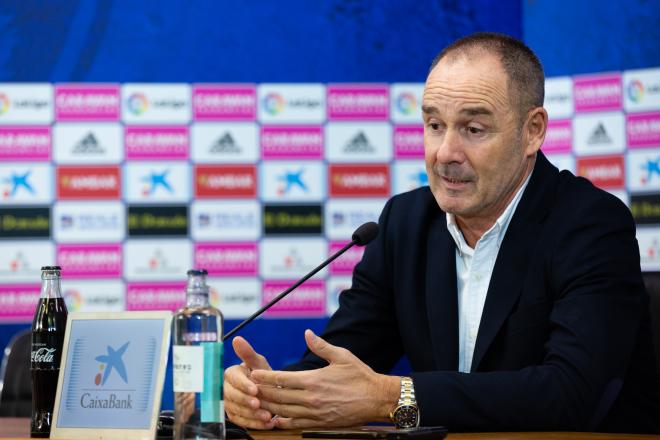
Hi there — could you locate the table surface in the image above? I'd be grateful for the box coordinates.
[1,418,659,439]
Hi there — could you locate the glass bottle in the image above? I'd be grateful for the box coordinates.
[172,269,225,440]
[30,266,68,438]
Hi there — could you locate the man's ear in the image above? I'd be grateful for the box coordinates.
[523,107,548,157]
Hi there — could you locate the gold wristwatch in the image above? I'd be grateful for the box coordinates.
[389,376,420,428]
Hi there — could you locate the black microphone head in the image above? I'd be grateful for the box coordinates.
[352,221,379,246]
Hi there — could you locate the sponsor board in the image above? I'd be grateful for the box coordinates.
[263,204,323,236]
[392,160,428,194]
[637,227,660,271]
[390,83,424,123]
[327,84,389,120]
[0,126,51,160]
[125,282,186,311]
[122,83,191,124]
[626,148,660,192]
[125,126,189,159]
[573,112,625,156]
[0,284,40,323]
[57,244,122,278]
[194,165,257,198]
[329,164,390,197]
[541,119,572,154]
[259,237,327,279]
[623,67,660,113]
[0,83,53,124]
[123,162,190,203]
[207,277,261,319]
[192,84,256,120]
[261,125,323,159]
[191,122,259,163]
[53,201,125,243]
[626,111,660,149]
[53,123,122,164]
[326,277,351,316]
[573,73,622,112]
[576,155,625,189]
[127,205,188,237]
[190,200,261,241]
[257,84,325,124]
[393,125,424,158]
[324,199,386,240]
[123,239,192,281]
[57,165,120,199]
[545,153,575,174]
[328,241,364,275]
[0,164,53,204]
[0,207,50,239]
[195,243,258,276]
[55,85,120,121]
[544,77,574,119]
[325,122,392,162]
[262,279,326,317]
[62,279,124,312]
[260,161,326,202]
[0,241,55,283]
[630,194,660,225]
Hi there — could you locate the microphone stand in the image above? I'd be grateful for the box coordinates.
[223,240,357,341]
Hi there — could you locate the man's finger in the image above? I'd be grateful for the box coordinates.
[224,380,260,409]
[273,416,319,430]
[250,369,313,389]
[226,409,276,430]
[224,365,258,395]
[225,400,273,424]
[258,400,316,420]
[232,337,271,370]
[304,329,350,364]
[257,384,311,406]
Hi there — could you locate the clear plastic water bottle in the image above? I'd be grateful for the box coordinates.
[172,269,225,440]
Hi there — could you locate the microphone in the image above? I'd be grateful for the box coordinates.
[222,221,379,341]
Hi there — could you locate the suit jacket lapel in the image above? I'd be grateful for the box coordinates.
[470,153,557,371]
[425,211,459,371]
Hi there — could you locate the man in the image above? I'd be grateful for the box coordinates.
[224,33,660,432]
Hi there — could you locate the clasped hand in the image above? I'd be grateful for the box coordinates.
[224,329,399,429]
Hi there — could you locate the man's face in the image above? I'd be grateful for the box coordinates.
[423,51,536,223]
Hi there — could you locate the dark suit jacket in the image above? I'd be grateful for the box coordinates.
[289,152,660,432]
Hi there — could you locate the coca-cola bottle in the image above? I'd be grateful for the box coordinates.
[31,266,68,438]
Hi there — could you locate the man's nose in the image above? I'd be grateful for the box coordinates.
[435,128,465,165]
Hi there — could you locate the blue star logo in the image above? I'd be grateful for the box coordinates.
[278,169,307,194]
[3,171,34,197]
[641,158,660,185]
[411,170,428,187]
[94,342,129,386]
[142,170,173,195]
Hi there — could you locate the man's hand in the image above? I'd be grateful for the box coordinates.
[224,337,277,430]
[250,329,400,429]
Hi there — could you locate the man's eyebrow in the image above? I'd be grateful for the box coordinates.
[421,105,438,114]
[460,107,493,116]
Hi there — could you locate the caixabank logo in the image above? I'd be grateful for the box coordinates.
[260,162,325,202]
[124,163,191,203]
[626,148,660,192]
[57,166,121,199]
[0,164,53,204]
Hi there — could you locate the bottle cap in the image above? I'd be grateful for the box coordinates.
[187,269,208,277]
[41,266,62,271]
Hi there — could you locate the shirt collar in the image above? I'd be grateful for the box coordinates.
[446,169,533,255]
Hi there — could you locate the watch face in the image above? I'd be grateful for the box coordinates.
[394,405,419,428]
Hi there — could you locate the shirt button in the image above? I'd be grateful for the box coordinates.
[475,274,483,281]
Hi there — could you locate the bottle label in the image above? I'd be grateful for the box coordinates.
[173,345,204,392]
[31,333,63,369]
[201,341,223,423]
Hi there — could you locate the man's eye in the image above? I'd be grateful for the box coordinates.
[467,126,483,134]
[430,123,440,130]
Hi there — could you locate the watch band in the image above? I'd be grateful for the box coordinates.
[389,376,420,428]
[398,376,416,407]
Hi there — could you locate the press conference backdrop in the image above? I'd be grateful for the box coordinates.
[1,0,659,412]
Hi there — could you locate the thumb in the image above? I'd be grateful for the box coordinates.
[232,336,271,371]
[304,329,350,364]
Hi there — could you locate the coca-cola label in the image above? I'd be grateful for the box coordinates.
[31,333,62,369]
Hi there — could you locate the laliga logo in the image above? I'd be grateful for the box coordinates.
[94,342,130,386]
[263,93,285,115]
[396,92,417,115]
[628,80,644,103]
[64,289,83,311]
[127,92,149,115]
[0,93,10,114]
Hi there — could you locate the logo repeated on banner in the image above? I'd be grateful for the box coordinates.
[576,155,625,189]
[195,165,257,198]
[0,83,53,124]
[53,123,123,164]
[1,73,660,323]
[0,126,51,161]
[0,164,53,204]
[191,122,259,163]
